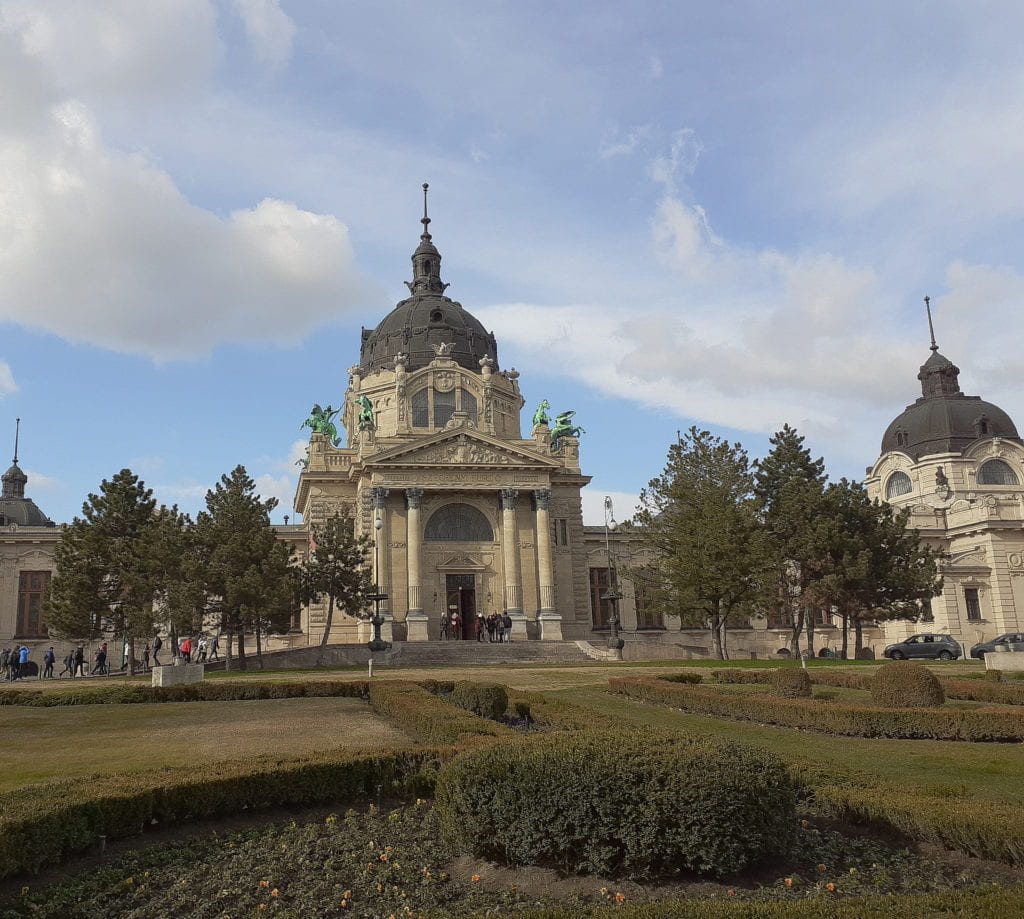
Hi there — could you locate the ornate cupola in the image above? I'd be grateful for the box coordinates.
[880,298,1022,459]
[359,185,499,375]
[0,419,54,526]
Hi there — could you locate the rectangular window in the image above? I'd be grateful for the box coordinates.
[551,518,569,546]
[634,569,664,629]
[813,606,832,626]
[964,587,982,620]
[433,388,456,427]
[16,570,51,638]
[589,567,612,628]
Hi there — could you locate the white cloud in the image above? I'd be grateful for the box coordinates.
[230,0,296,71]
[0,362,16,395]
[2,0,223,102]
[22,469,60,492]
[253,472,295,517]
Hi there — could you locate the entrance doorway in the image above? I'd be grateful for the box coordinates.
[446,574,476,640]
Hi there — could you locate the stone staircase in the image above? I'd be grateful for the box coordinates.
[388,639,593,668]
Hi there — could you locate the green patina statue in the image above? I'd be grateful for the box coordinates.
[301,403,342,447]
[356,395,375,431]
[550,410,586,452]
[532,399,551,427]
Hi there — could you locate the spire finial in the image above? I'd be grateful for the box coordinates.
[421,182,431,239]
[12,417,19,466]
[924,295,938,352]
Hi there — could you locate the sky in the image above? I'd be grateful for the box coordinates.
[3,0,1024,527]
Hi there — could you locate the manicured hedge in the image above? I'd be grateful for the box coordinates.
[711,668,770,684]
[369,680,513,745]
[439,887,1024,919]
[435,729,799,879]
[449,681,509,720]
[942,678,1024,705]
[813,781,1024,867]
[769,668,812,698]
[0,679,370,706]
[870,662,945,708]
[610,677,1024,741]
[0,747,446,880]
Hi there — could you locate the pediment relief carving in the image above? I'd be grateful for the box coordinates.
[435,553,489,571]
[370,432,555,469]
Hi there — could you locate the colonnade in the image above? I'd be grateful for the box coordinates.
[379,486,560,637]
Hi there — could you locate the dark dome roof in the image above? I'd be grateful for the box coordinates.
[881,349,1022,458]
[0,462,54,527]
[360,196,498,375]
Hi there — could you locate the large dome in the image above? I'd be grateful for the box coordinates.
[881,349,1021,458]
[0,461,54,527]
[360,190,498,375]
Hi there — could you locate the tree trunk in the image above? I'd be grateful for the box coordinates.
[128,637,136,676]
[237,629,248,671]
[255,623,264,670]
[719,616,729,661]
[854,618,864,657]
[805,608,816,658]
[225,630,233,672]
[789,606,804,656]
[170,624,179,661]
[709,603,724,660]
[315,594,335,668]
[840,611,849,660]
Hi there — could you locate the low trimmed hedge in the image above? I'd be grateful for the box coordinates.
[436,729,799,879]
[439,887,1024,918]
[369,680,513,745]
[0,679,370,706]
[870,662,945,708]
[0,746,445,880]
[813,780,1024,867]
[449,681,509,719]
[610,677,1024,741]
[769,668,812,698]
[711,668,770,684]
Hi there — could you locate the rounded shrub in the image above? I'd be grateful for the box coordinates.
[870,661,945,708]
[434,729,799,879]
[449,681,508,720]
[769,667,812,698]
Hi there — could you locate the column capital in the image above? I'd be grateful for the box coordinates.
[500,488,519,510]
[533,488,552,510]
[406,487,425,509]
[370,487,390,509]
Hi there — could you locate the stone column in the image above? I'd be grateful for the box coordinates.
[534,489,562,640]
[404,488,428,641]
[500,488,527,639]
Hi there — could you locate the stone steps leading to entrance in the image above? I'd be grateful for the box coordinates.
[389,639,592,667]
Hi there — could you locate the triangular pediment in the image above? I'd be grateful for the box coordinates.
[366,430,560,469]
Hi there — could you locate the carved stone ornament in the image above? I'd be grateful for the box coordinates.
[430,342,455,357]
[406,487,425,509]
[534,488,552,510]
[434,370,456,392]
[1008,552,1024,569]
[394,352,409,369]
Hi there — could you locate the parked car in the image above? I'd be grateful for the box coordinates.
[969,633,1024,659]
[883,633,961,661]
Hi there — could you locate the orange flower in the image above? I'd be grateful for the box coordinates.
[340,900,348,909]
[20,887,29,896]
[817,864,826,872]
[380,854,388,861]
[784,878,793,887]
[615,892,626,903]
[259,906,266,912]
[260,880,269,888]
[827,883,836,891]
[343,890,352,899]
[728,890,736,897]
[271,889,278,897]
[471,875,481,882]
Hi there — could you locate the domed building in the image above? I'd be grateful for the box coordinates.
[293,190,624,645]
[866,330,1024,647]
[0,424,58,643]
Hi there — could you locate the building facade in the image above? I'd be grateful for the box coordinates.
[866,340,1024,648]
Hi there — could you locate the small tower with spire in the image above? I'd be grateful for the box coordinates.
[1,418,27,500]
[406,183,450,295]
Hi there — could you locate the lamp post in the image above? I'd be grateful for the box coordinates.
[602,495,624,652]
[367,511,390,653]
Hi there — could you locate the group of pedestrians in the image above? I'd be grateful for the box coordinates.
[141,633,220,670]
[440,611,513,642]
[1,645,32,680]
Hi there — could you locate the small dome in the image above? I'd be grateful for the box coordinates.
[881,349,1022,458]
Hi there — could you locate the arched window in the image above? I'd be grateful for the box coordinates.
[885,471,913,499]
[424,504,494,541]
[411,389,429,427]
[978,459,1019,485]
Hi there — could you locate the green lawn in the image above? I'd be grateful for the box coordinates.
[0,697,414,792]
[556,685,1024,805]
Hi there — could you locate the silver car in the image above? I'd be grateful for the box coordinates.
[883,633,961,661]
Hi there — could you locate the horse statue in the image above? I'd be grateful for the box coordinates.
[356,395,375,431]
[301,403,341,447]
[550,410,586,452]
[532,399,551,427]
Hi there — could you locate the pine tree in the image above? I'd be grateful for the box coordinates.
[635,427,768,660]
[296,513,373,665]
[191,466,294,671]
[45,469,165,673]
[753,425,829,656]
